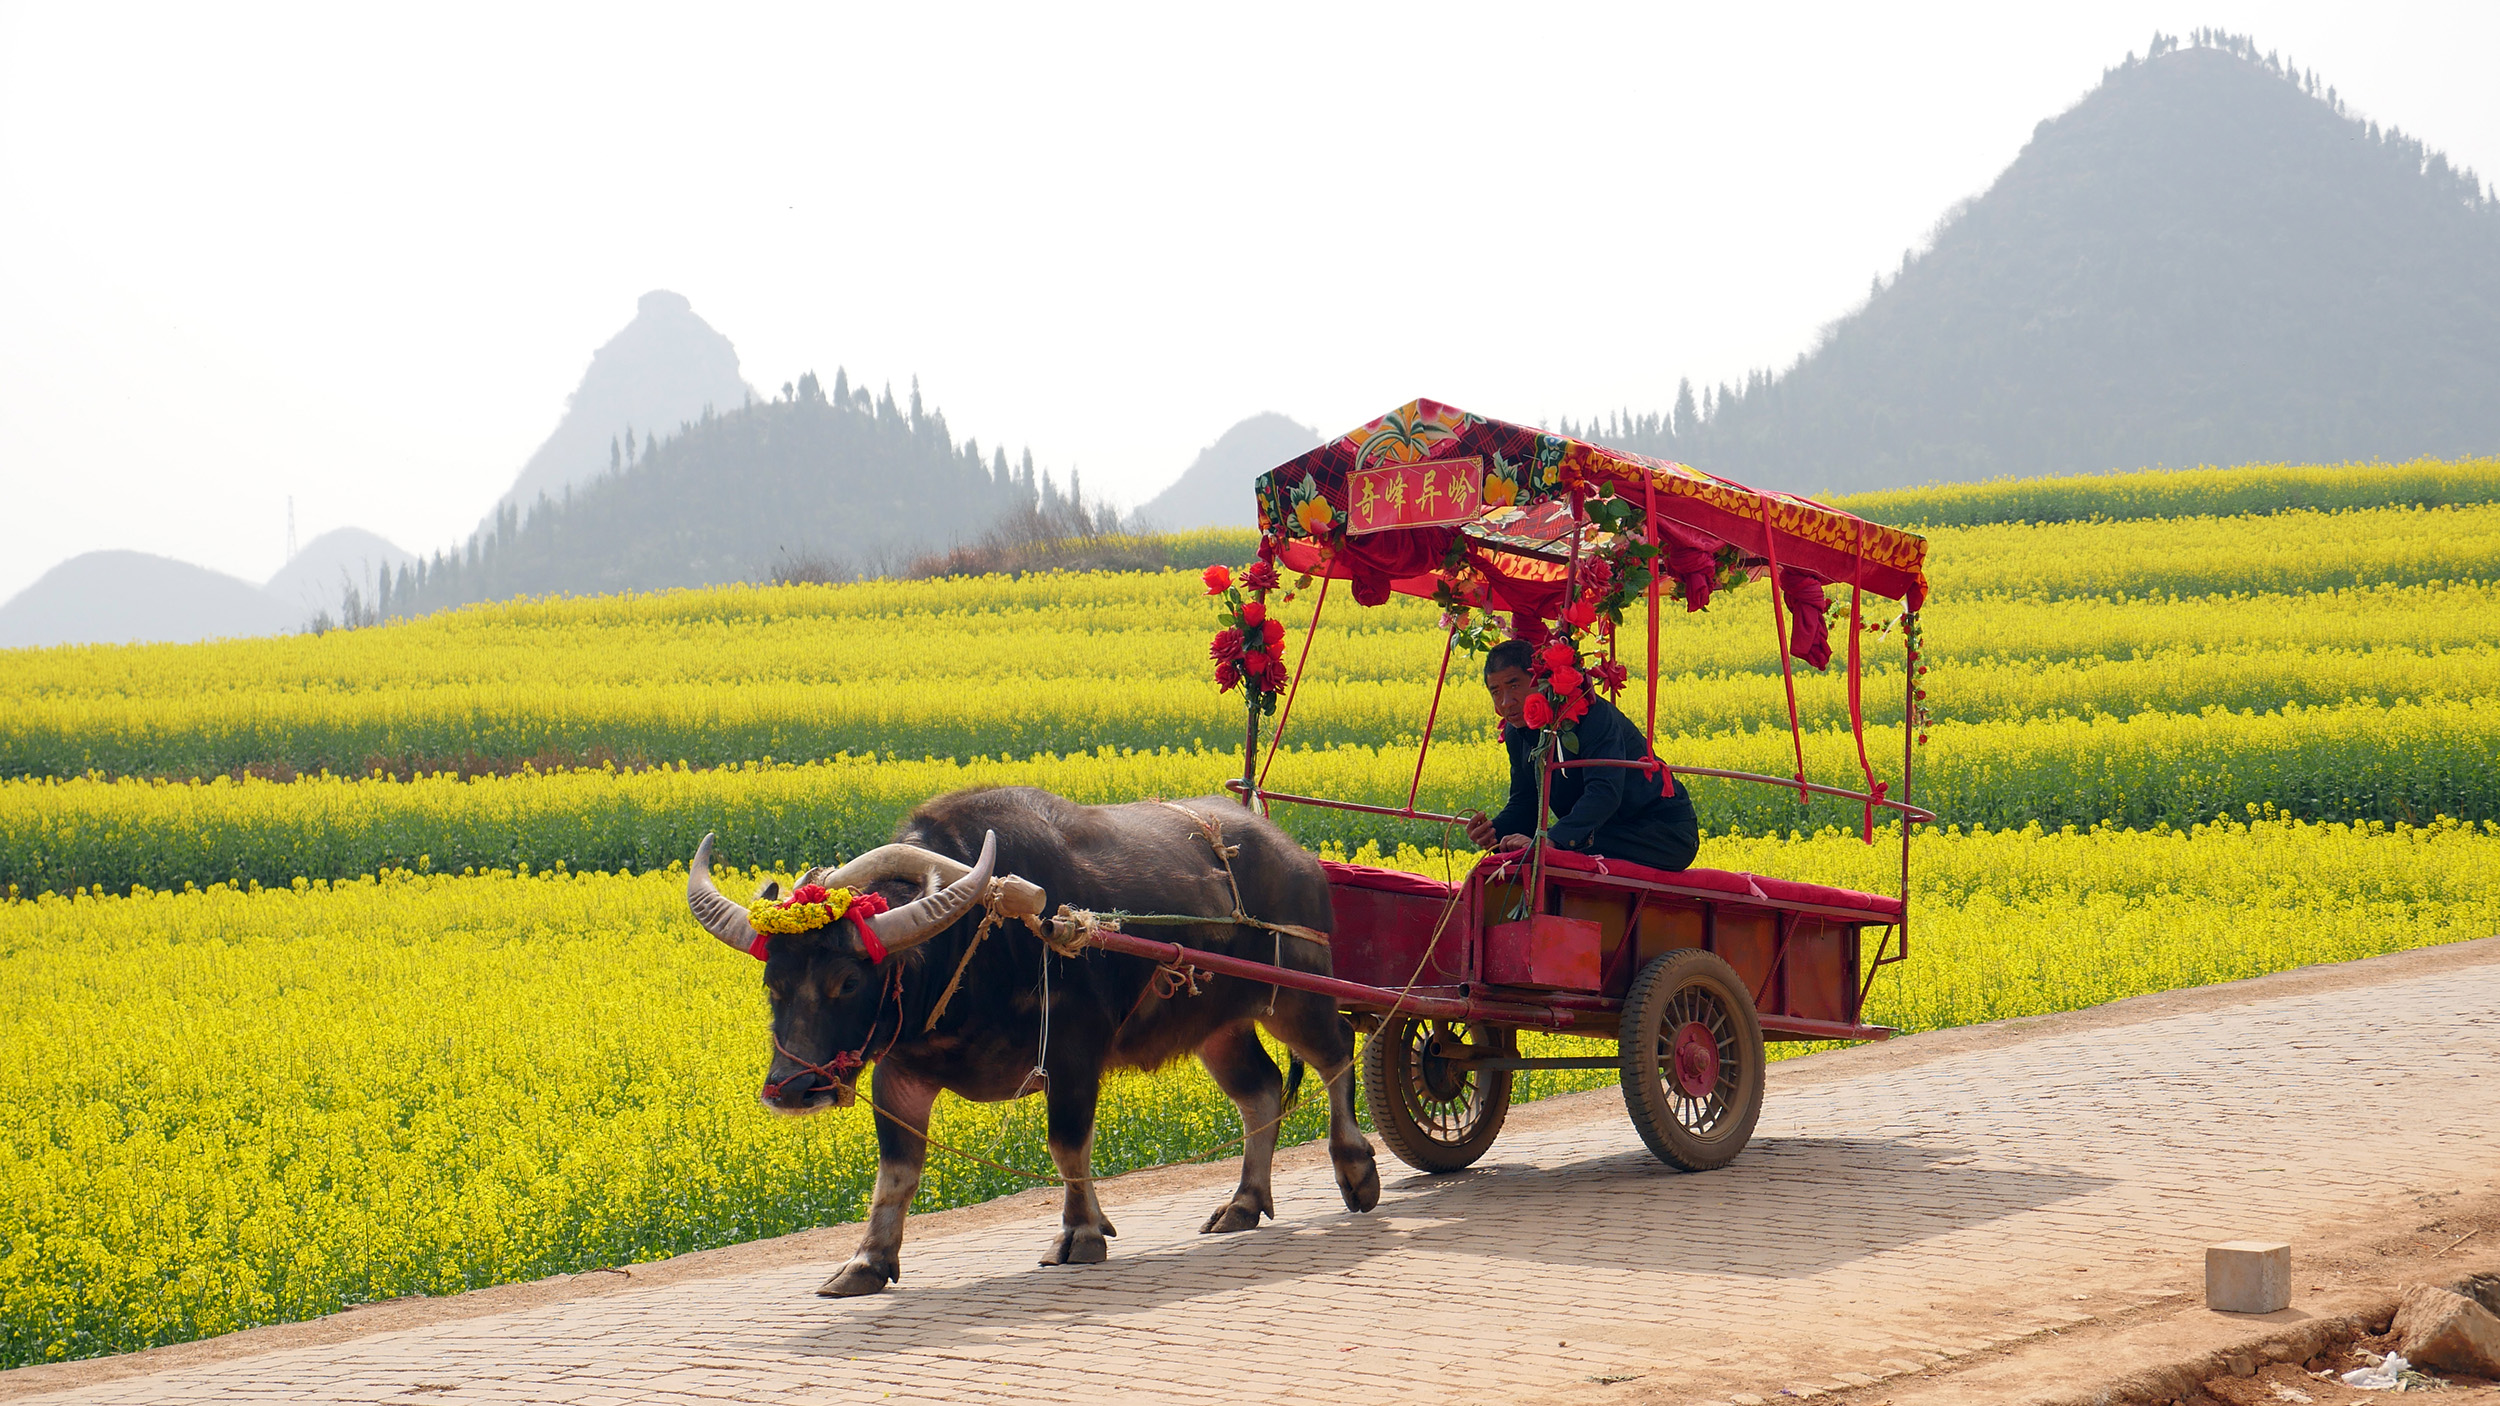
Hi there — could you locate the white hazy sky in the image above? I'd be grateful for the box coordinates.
[4,2,2495,604]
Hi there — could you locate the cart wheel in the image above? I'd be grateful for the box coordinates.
[1618,951,1766,1171]
[1361,1016,1513,1174]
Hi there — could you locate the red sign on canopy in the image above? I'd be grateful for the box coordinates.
[1349,456,1484,535]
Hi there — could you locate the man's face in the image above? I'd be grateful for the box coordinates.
[1485,666,1532,728]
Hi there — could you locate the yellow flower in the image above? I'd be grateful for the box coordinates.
[747,886,859,934]
[1483,474,1517,507]
[1295,496,1336,536]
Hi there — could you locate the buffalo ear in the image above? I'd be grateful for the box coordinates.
[755,879,781,902]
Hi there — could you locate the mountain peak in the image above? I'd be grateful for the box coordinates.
[1656,34,2500,490]
[1132,413,1323,531]
[497,291,756,514]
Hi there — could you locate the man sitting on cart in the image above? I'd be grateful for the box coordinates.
[1464,638,1700,872]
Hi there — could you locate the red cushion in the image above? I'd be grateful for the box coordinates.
[1479,847,1902,921]
[1319,861,1458,901]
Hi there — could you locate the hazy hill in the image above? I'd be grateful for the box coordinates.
[0,552,299,648]
[262,528,415,621]
[495,290,755,514]
[1132,413,1322,530]
[385,372,1098,612]
[1599,31,2500,491]
[0,528,422,649]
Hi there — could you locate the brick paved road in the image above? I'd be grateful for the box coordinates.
[15,954,2497,1405]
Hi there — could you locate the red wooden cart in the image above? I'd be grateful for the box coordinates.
[1085,401,1934,1174]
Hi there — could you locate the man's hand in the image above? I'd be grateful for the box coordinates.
[1464,811,1497,849]
[1494,833,1529,852]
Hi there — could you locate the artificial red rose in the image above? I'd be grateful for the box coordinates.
[1242,600,1266,627]
[1539,641,1577,672]
[1214,658,1243,691]
[1261,660,1290,693]
[1260,618,1285,651]
[1521,692,1553,729]
[788,884,829,906]
[1547,666,1583,696]
[1241,560,1280,592]
[1244,650,1271,675]
[1581,559,1615,593]
[1592,660,1629,697]
[1559,693,1590,723]
[1562,599,1597,630]
[1202,563,1232,595]
[1209,627,1244,661]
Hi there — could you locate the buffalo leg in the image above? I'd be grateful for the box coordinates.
[1039,1073,1115,1265]
[1195,1020,1285,1233]
[1262,994,1381,1215]
[818,1066,939,1297]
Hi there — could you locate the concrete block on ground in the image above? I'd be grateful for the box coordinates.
[2204,1241,2291,1313]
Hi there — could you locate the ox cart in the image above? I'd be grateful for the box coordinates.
[1081,400,1935,1175]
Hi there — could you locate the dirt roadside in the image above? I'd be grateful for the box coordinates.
[6,934,2495,1401]
[1787,1192,2500,1406]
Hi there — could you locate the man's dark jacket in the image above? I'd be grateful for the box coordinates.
[1489,692,1700,872]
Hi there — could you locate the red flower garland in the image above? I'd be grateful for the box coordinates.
[1204,537,1291,711]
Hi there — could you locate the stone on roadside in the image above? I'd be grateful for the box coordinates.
[2205,1242,2292,1314]
[2393,1283,2500,1376]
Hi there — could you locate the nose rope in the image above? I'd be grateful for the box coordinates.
[762,965,904,1100]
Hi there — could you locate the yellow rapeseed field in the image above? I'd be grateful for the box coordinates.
[6,815,2492,1365]
[4,462,2499,1367]
[2,504,2493,780]
[9,696,2500,897]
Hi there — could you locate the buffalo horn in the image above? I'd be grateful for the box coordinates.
[861,830,999,955]
[803,843,1045,920]
[685,833,761,956]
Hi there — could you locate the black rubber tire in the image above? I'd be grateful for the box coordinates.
[1618,950,1766,1171]
[1361,1016,1514,1174]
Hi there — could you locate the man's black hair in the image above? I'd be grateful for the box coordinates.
[1484,638,1536,676]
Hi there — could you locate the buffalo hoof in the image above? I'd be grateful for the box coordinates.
[816,1259,893,1298]
[1040,1224,1109,1266]
[1335,1151,1382,1214]
[1199,1197,1266,1234]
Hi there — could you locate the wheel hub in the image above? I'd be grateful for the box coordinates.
[1670,1020,1720,1098]
[1418,1027,1469,1101]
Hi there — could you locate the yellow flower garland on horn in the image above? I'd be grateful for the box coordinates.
[746,885,863,935]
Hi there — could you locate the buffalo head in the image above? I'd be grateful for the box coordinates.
[686,830,1012,1112]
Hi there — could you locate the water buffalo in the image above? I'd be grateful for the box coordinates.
[683,785,1381,1295]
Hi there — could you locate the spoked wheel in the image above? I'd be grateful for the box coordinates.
[1362,1016,1515,1173]
[1619,951,1766,1171]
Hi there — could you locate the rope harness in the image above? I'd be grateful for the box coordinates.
[806,808,1341,1187]
[762,963,904,1103]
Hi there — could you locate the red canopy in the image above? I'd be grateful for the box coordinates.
[1253,399,1928,621]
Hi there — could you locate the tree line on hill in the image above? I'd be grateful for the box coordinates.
[377,371,1118,617]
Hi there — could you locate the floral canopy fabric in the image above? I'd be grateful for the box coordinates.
[1253,400,1929,645]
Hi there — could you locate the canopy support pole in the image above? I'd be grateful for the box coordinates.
[1257,573,1331,789]
[1845,519,1884,842]
[1643,477,1662,768]
[1898,614,1918,951]
[1241,690,1259,810]
[1757,493,1809,809]
[1407,629,1456,815]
